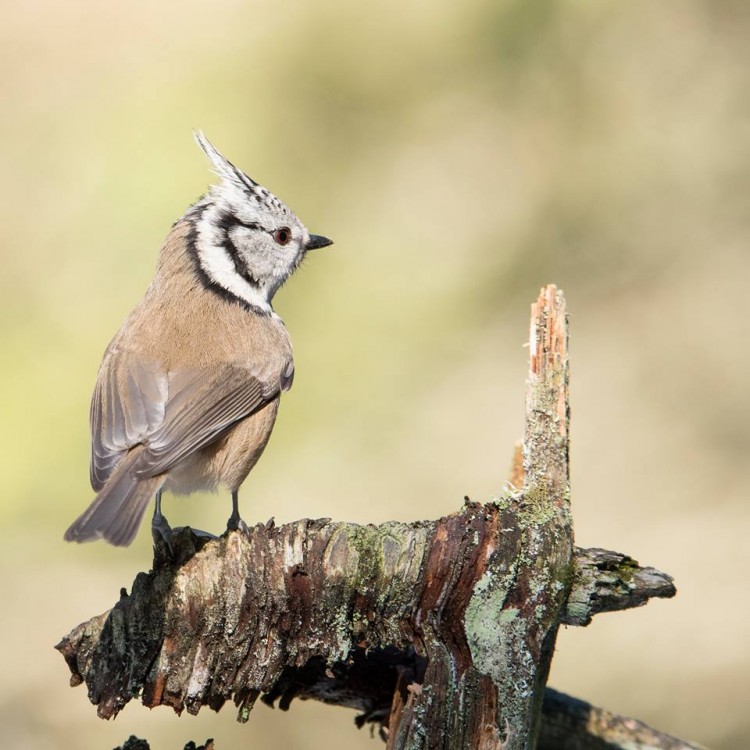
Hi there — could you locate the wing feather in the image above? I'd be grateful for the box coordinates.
[90,356,278,490]
[133,370,268,478]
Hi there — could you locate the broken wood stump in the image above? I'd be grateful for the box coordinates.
[57,286,696,749]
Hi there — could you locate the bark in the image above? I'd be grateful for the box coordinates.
[56,286,685,749]
[56,527,674,727]
[564,547,675,626]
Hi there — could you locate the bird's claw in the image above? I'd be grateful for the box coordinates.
[152,511,175,562]
[226,514,250,536]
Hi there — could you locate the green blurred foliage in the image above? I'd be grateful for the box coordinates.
[1,0,749,747]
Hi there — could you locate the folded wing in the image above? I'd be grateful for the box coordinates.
[90,356,280,489]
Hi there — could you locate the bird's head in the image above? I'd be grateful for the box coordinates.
[189,131,332,312]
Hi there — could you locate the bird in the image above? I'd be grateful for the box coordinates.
[64,132,332,547]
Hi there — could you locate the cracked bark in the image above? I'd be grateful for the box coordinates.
[57,286,692,749]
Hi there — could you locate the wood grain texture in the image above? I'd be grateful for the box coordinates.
[56,286,684,749]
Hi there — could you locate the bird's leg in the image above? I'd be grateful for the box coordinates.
[151,489,173,553]
[227,490,249,535]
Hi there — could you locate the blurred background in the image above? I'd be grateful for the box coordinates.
[1,0,748,747]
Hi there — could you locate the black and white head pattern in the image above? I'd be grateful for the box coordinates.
[191,131,316,313]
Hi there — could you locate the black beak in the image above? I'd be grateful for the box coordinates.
[306,234,333,251]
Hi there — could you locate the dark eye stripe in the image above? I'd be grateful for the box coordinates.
[234,218,263,232]
[223,213,287,243]
[216,209,294,265]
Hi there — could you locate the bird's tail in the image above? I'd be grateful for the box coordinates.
[64,459,163,547]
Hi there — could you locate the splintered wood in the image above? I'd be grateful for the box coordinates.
[57,285,685,750]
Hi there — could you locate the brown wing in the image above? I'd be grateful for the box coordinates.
[90,355,281,489]
[90,358,166,490]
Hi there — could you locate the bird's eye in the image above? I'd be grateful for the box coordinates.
[273,227,291,246]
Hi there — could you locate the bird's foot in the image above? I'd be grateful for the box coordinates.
[185,527,219,541]
[152,510,175,563]
[152,510,173,546]
[226,512,250,536]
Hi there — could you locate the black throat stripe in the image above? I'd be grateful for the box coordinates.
[185,207,271,316]
[216,210,264,288]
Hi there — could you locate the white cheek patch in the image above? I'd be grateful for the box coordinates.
[195,214,272,312]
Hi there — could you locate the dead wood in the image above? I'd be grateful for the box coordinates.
[57,286,691,749]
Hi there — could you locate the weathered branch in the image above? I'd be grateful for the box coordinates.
[564,547,675,626]
[539,689,707,750]
[56,286,687,749]
[55,529,673,719]
[114,694,708,750]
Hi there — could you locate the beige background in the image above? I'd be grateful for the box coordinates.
[1,1,748,747]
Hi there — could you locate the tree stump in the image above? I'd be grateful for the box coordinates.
[57,286,700,749]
